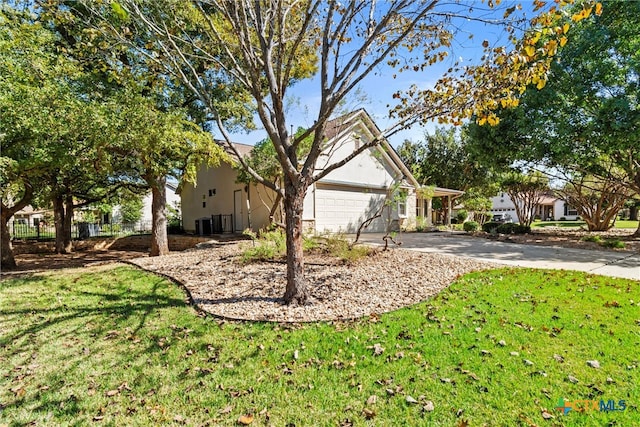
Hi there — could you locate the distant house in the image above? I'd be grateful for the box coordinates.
[491,192,580,223]
[109,181,180,225]
[180,110,462,235]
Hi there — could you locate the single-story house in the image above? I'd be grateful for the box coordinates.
[491,192,580,223]
[180,109,463,235]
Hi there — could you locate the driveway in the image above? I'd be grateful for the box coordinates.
[356,232,640,281]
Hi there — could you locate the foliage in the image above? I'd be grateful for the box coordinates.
[463,221,480,233]
[501,171,549,227]
[557,171,631,232]
[2,265,638,425]
[397,128,495,195]
[415,216,428,232]
[602,239,625,249]
[495,223,531,235]
[482,221,503,233]
[241,229,287,263]
[118,194,144,224]
[455,210,468,224]
[466,0,639,234]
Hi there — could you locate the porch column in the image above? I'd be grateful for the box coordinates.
[426,198,433,226]
[447,196,452,226]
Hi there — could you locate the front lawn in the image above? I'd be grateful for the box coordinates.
[532,220,639,229]
[1,266,638,425]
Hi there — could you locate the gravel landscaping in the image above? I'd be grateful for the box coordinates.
[130,241,496,322]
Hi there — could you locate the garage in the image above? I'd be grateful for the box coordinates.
[314,183,389,233]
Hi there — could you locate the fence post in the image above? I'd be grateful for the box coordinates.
[36,221,40,240]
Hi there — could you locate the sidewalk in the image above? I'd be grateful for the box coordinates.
[356,232,640,281]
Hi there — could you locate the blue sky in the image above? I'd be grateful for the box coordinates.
[223,1,539,149]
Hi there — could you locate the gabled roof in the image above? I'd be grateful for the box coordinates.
[321,109,421,188]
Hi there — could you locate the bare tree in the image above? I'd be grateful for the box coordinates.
[81,0,596,304]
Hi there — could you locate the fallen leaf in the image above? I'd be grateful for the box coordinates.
[362,408,376,419]
[523,359,534,366]
[406,395,418,404]
[106,389,119,397]
[541,409,554,419]
[510,351,520,356]
[173,415,185,423]
[498,340,506,347]
[586,360,600,368]
[220,405,233,414]
[553,354,564,363]
[373,344,384,356]
[423,401,435,412]
[366,395,377,405]
[237,414,254,425]
[568,375,579,384]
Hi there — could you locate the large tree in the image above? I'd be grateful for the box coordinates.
[81,0,599,304]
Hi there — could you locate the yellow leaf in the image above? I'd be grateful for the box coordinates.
[536,79,547,90]
[571,11,585,22]
[563,23,570,34]
[560,36,568,47]
[487,115,500,126]
[238,414,254,425]
[595,3,603,16]
[477,117,488,126]
[524,46,535,57]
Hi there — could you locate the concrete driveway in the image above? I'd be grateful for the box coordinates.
[356,232,640,281]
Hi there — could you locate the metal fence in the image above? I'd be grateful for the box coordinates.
[9,221,155,241]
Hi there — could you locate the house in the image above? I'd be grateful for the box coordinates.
[181,110,459,235]
[109,181,181,226]
[491,192,580,223]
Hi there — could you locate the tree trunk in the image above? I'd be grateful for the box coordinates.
[633,218,640,237]
[63,193,73,253]
[1,211,16,270]
[53,195,67,254]
[282,178,309,305]
[1,183,33,269]
[149,176,169,256]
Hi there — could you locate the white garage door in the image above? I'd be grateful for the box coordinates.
[315,184,388,233]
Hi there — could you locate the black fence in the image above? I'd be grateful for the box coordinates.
[9,221,155,241]
[195,214,234,235]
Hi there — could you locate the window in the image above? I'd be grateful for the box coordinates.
[398,200,407,217]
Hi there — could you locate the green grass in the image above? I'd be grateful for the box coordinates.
[533,220,639,229]
[1,266,639,426]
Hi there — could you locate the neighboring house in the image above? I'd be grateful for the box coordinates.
[110,181,181,225]
[10,205,47,227]
[180,109,461,235]
[491,192,580,223]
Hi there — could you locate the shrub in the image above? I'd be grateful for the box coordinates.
[581,235,602,243]
[415,216,427,232]
[323,234,372,263]
[241,228,286,262]
[559,217,567,221]
[493,223,530,234]
[602,239,625,249]
[463,221,479,232]
[456,210,468,224]
[482,221,502,233]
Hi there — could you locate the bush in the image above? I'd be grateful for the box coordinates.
[559,217,567,221]
[495,223,530,234]
[602,239,625,249]
[482,221,502,233]
[456,210,468,224]
[415,216,427,232]
[463,221,479,232]
[323,234,371,263]
[581,235,602,243]
[241,228,286,262]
